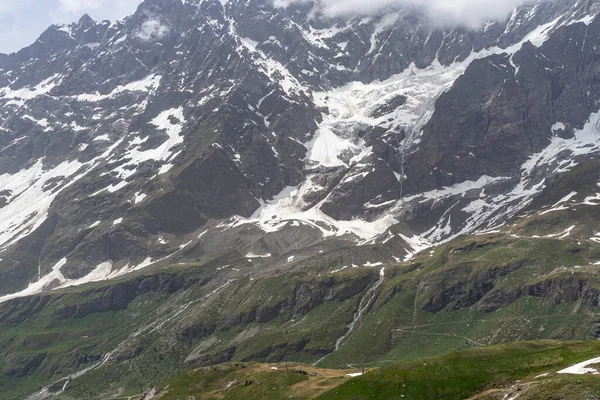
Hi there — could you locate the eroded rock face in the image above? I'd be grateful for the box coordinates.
[404,19,600,195]
[0,0,599,300]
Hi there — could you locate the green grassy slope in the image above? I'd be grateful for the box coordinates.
[5,230,600,399]
[140,341,600,400]
[317,341,600,400]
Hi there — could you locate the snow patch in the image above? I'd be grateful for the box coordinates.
[0,258,67,303]
[133,192,148,204]
[0,74,63,105]
[58,261,114,289]
[245,252,272,258]
[558,356,600,375]
[94,106,187,191]
[539,192,577,215]
[74,74,162,102]
[552,122,566,132]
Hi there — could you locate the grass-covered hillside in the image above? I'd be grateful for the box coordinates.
[139,340,600,399]
[317,340,600,400]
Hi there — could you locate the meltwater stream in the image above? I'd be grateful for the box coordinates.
[314,267,385,366]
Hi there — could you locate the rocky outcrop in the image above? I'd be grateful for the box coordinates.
[52,273,195,319]
[177,322,217,342]
[421,273,600,314]
[421,261,526,313]
[4,353,46,378]
[525,278,600,306]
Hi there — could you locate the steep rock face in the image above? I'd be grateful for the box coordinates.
[404,18,600,194]
[0,0,599,302]
[420,261,524,313]
[0,0,319,293]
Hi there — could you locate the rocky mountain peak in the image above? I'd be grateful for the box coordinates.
[4,1,600,398]
[0,0,597,305]
[77,13,96,28]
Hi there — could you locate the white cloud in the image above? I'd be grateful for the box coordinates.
[136,19,170,41]
[274,0,539,29]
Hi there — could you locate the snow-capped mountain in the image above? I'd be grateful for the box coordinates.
[0,0,599,301]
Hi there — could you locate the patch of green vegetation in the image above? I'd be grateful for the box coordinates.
[156,364,324,400]
[317,340,600,400]
[315,231,600,368]
[6,220,600,399]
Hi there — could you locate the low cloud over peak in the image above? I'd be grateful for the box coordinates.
[136,19,170,41]
[274,0,540,29]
